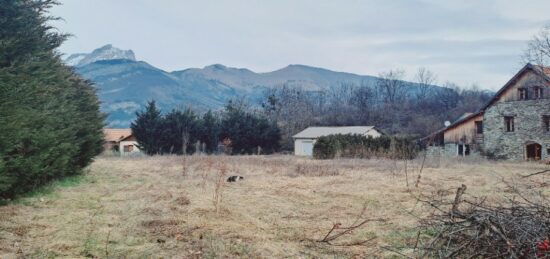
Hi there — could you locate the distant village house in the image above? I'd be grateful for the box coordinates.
[424,63,550,161]
[103,128,141,155]
[293,126,383,156]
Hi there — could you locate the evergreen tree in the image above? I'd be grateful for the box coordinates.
[253,116,281,153]
[131,101,164,155]
[198,110,221,153]
[0,0,104,199]
[220,101,281,154]
[162,108,198,154]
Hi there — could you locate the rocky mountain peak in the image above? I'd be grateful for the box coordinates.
[65,44,136,67]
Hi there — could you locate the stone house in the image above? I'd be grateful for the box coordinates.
[424,63,550,160]
[293,126,383,156]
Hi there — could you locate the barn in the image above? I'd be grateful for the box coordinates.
[292,126,383,156]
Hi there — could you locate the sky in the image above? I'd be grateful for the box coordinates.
[51,0,550,90]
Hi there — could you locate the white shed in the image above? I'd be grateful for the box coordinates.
[292,126,383,156]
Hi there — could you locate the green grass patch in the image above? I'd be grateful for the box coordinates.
[31,249,59,258]
[8,173,92,206]
[81,234,101,258]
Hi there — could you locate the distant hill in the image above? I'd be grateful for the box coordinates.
[68,45,419,127]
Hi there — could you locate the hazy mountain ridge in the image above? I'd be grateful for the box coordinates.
[67,45,409,127]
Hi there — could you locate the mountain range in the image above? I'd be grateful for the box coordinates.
[68,45,405,127]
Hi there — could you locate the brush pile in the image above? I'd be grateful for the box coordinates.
[416,183,550,258]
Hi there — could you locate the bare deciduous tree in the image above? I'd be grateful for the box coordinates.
[376,69,408,105]
[261,84,316,149]
[434,82,461,110]
[523,25,550,67]
[415,67,437,101]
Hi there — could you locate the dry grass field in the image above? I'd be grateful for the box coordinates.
[0,155,548,258]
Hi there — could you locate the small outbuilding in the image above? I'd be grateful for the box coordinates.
[103,128,141,155]
[119,134,141,154]
[292,126,383,156]
[103,128,132,151]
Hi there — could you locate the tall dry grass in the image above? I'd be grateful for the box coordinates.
[0,154,547,258]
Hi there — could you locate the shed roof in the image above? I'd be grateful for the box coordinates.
[103,128,132,142]
[293,126,379,139]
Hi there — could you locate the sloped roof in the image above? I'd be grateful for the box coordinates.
[119,134,136,142]
[454,112,473,122]
[535,64,550,76]
[482,63,550,110]
[420,111,483,141]
[103,128,132,142]
[293,126,380,139]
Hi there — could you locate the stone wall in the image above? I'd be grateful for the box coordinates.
[483,99,550,160]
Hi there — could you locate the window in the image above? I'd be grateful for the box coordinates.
[475,121,483,134]
[534,87,544,99]
[543,116,550,132]
[504,116,515,132]
[123,145,133,152]
[518,88,528,100]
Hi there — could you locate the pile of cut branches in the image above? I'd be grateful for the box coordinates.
[416,183,550,258]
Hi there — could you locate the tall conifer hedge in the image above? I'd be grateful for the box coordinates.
[0,0,104,199]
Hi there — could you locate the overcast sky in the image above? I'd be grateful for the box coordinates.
[51,0,550,90]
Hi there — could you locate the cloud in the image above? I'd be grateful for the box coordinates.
[50,0,550,90]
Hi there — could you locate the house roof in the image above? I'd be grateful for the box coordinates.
[103,128,132,142]
[420,111,483,141]
[481,63,550,110]
[292,126,380,139]
[535,64,550,77]
[119,134,135,142]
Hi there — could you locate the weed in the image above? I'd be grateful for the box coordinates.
[213,162,227,215]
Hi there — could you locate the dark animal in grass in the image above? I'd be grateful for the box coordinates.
[227,176,244,182]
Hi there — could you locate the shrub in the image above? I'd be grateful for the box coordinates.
[312,134,418,160]
[312,136,338,159]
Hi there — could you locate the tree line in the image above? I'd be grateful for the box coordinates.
[131,100,281,155]
[0,0,104,199]
[261,69,493,150]
[133,70,493,155]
